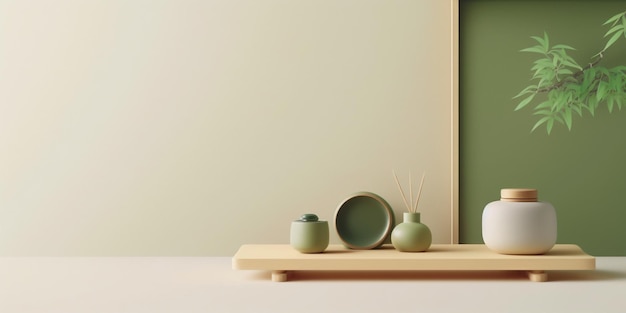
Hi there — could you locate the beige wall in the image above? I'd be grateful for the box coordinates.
[0,0,453,256]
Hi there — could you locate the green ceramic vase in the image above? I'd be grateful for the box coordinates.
[290,214,329,253]
[391,212,432,252]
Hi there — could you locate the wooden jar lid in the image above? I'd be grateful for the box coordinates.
[500,188,537,202]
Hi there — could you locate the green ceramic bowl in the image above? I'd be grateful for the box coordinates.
[334,192,395,249]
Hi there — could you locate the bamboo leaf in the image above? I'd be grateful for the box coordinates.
[532,68,549,79]
[553,49,579,67]
[552,55,560,67]
[549,91,566,111]
[555,115,565,125]
[530,35,545,48]
[608,72,622,92]
[598,67,611,75]
[585,98,597,116]
[531,116,551,133]
[566,90,575,103]
[564,108,573,130]
[572,104,583,116]
[513,85,537,99]
[521,46,546,54]
[531,63,548,72]
[515,94,536,111]
[533,58,553,67]
[604,24,624,37]
[603,30,623,51]
[588,97,598,116]
[564,82,579,91]
[533,109,553,116]
[603,12,625,26]
[582,68,596,92]
[561,59,581,70]
[536,101,552,110]
[597,81,608,101]
[547,119,554,134]
[558,69,574,80]
[530,33,550,53]
[538,71,556,87]
[552,44,576,50]
[532,63,554,79]
[608,97,615,113]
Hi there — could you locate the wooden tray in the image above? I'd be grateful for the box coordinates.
[232,244,595,282]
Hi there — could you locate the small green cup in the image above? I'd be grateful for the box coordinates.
[290,214,329,253]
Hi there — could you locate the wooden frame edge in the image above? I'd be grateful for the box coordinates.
[451,0,459,244]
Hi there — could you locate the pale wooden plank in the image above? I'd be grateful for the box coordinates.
[233,244,595,272]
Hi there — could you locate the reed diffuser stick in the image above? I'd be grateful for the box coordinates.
[413,173,426,213]
[393,170,426,213]
[409,171,413,213]
[392,170,411,212]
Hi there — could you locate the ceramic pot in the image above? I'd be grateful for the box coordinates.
[334,192,395,250]
[290,214,329,253]
[391,212,432,252]
[482,188,557,255]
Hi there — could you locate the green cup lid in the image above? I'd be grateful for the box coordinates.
[298,214,319,222]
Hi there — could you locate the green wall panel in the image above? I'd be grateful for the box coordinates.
[459,0,626,255]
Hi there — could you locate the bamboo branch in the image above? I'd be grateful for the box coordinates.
[536,52,604,93]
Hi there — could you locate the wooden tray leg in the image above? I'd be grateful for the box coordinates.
[272,270,288,282]
[527,270,548,282]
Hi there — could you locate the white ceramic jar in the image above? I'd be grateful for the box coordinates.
[482,188,557,255]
